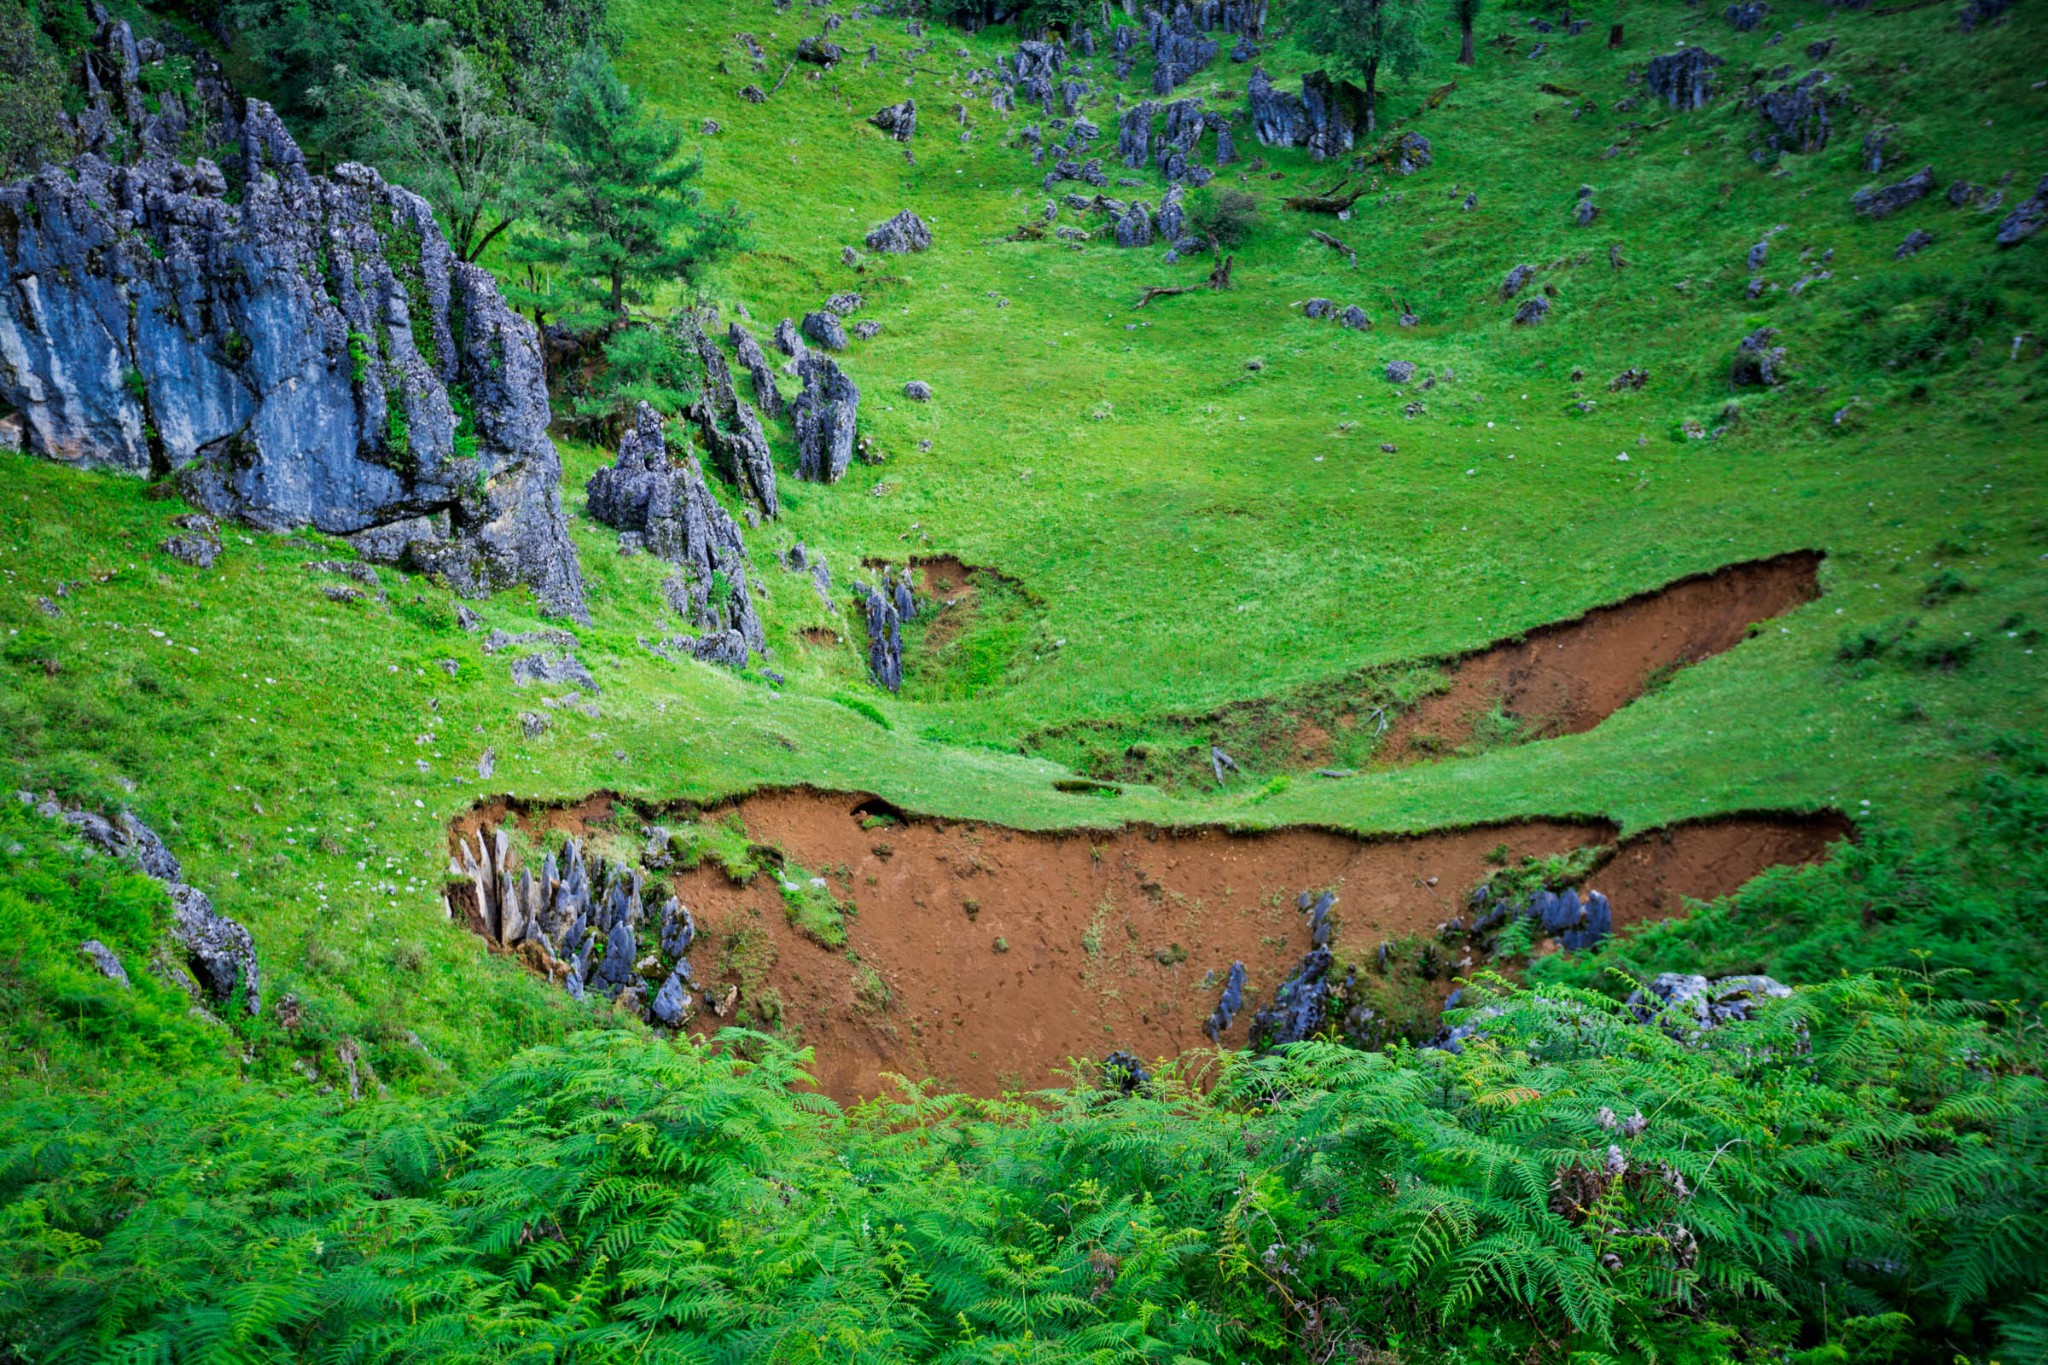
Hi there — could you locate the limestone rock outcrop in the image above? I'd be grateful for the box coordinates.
[23,793,261,1015]
[685,323,779,516]
[1645,47,1722,110]
[586,403,764,664]
[791,352,860,484]
[453,824,700,1023]
[1246,67,1366,160]
[0,65,587,620]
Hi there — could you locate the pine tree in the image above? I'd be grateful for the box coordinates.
[510,48,743,328]
[1290,0,1431,134]
[1452,0,1482,65]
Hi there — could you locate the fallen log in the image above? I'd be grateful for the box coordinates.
[1284,184,1366,214]
[1135,252,1234,306]
[1308,229,1357,267]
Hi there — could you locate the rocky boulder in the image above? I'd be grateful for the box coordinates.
[685,323,779,516]
[0,112,587,621]
[1750,70,1835,156]
[866,209,932,253]
[728,321,783,418]
[1724,1,1769,30]
[1645,47,1723,110]
[160,513,221,569]
[1730,327,1786,386]
[1995,175,2048,247]
[1367,130,1433,175]
[80,938,131,987]
[869,99,917,141]
[857,571,906,690]
[1246,66,1366,159]
[1500,263,1535,299]
[1628,972,1789,1032]
[1118,100,1154,168]
[802,310,850,351]
[796,35,843,65]
[1852,164,1935,218]
[29,794,261,1015]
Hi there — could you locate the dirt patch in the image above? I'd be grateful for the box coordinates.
[453,790,1846,1103]
[1379,551,1823,760]
[800,627,841,647]
[1026,552,1822,788]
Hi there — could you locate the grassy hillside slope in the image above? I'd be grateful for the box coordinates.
[2,0,2048,1356]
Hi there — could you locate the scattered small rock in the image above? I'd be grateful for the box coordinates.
[79,939,130,987]
[869,98,917,141]
[1894,228,1935,259]
[1852,164,1935,219]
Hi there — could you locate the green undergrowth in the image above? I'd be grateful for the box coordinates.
[893,565,1045,701]
[654,811,763,882]
[772,857,852,948]
[3,961,2044,1362]
[1534,729,2048,1005]
[0,801,228,1088]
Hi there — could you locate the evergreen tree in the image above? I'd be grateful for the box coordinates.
[510,48,743,328]
[1291,0,1431,133]
[1453,0,1482,65]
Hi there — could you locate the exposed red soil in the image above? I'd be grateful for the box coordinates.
[454,790,1847,1104]
[1378,552,1823,762]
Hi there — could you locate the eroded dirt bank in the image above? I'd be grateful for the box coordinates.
[1378,551,1824,760]
[454,790,1847,1102]
[1024,551,1825,787]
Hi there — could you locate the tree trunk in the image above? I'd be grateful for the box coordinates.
[465,218,512,264]
[611,269,626,321]
[1458,20,1474,64]
[1363,60,1378,134]
[1607,22,1623,47]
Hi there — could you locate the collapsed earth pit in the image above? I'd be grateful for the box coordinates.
[450,791,1846,1103]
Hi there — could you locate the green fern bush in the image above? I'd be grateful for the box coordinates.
[3,969,2043,1363]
